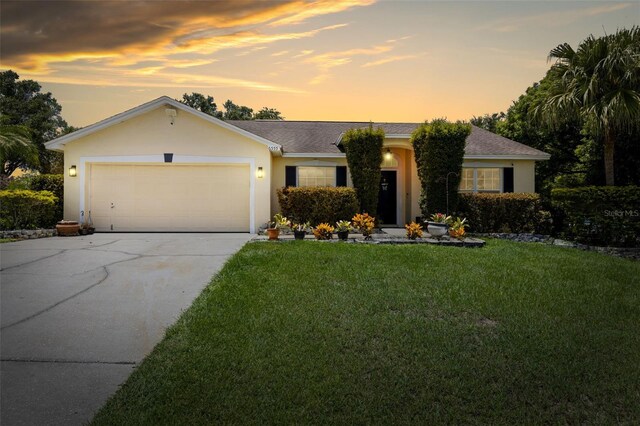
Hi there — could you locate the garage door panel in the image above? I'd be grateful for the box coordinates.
[89,164,250,232]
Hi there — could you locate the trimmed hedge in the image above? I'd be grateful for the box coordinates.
[457,193,551,234]
[277,187,359,226]
[342,126,384,215]
[29,174,64,221]
[0,189,58,230]
[551,186,640,247]
[412,119,470,216]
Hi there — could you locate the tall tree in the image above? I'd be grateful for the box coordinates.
[178,93,223,118]
[0,125,39,177]
[254,107,283,120]
[0,70,68,173]
[470,112,505,133]
[223,100,253,120]
[536,26,640,185]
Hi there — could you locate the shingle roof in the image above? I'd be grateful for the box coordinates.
[227,120,549,158]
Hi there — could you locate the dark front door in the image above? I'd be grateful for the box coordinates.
[377,170,397,225]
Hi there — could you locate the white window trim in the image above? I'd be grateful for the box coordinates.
[79,155,257,233]
[460,167,503,193]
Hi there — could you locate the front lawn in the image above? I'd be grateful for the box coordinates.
[92,240,640,425]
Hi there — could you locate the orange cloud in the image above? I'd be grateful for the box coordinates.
[362,54,422,68]
[306,44,393,84]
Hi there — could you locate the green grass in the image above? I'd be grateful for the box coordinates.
[0,238,17,243]
[92,240,640,425]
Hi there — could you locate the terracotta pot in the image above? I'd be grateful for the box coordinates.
[266,228,280,240]
[56,221,80,237]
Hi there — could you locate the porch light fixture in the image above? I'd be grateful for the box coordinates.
[256,167,264,179]
[69,165,77,177]
[384,148,393,162]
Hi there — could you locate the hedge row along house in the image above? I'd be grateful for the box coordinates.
[45,97,550,232]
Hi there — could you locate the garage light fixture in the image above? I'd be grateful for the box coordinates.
[69,165,77,177]
[256,167,264,179]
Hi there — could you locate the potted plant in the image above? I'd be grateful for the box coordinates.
[335,220,351,241]
[313,223,334,240]
[351,213,375,240]
[266,213,289,240]
[426,213,452,238]
[449,217,469,240]
[405,221,423,240]
[56,220,80,236]
[291,221,311,240]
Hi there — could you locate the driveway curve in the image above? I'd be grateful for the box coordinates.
[0,233,252,425]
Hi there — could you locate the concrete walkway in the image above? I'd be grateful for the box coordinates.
[0,233,252,426]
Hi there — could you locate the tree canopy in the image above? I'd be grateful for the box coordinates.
[0,70,69,174]
[178,92,283,121]
[536,26,640,186]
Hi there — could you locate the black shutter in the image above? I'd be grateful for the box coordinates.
[503,167,514,192]
[285,166,297,187]
[336,166,347,186]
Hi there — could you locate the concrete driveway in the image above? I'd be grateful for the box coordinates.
[0,233,252,425]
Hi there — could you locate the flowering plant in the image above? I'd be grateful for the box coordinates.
[449,217,469,239]
[429,213,452,224]
[335,220,352,232]
[405,222,423,240]
[313,223,334,240]
[351,213,375,239]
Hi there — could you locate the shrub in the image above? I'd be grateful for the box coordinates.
[352,213,375,239]
[313,223,334,240]
[456,193,551,234]
[412,119,470,216]
[405,222,423,240]
[551,186,640,247]
[28,174,64,221]
[277,187,358,225]
[342,125,385,215]
[0,189,58,230]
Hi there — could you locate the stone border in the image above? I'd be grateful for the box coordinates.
[0,229,57,240]
[473,233,640,261]
[252,234,485,248]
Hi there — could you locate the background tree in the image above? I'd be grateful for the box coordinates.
[179,93,223,118]
[342,125,384,215]
[223,100,254,120]
[470,112,504,133]
[254,107,283,120]
[0,70,69,173]
[0,125,39,177]
[536,26,640,186]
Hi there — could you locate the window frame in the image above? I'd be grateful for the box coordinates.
[459,167,503,193]
[296,166,337,187]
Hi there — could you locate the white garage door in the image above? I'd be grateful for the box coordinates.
[89,164,250,232]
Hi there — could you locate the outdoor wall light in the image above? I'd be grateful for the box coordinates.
[69,165,77,177]
[384,148,393,162]
[256,166,264,179]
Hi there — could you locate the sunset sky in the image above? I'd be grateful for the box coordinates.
[1,0,637,127]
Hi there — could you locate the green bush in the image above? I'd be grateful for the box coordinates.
[342,125,384,215]
[457,193,551,234]
[0,189,58,230]
[551,186,640,247]
[277,187,359,226]
[412,119,470,216]
[28,174,64,221]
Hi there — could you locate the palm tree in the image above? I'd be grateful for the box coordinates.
[537,26,640,185]
[0,125,39,177]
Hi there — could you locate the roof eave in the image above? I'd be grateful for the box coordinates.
[45,96,282,153]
